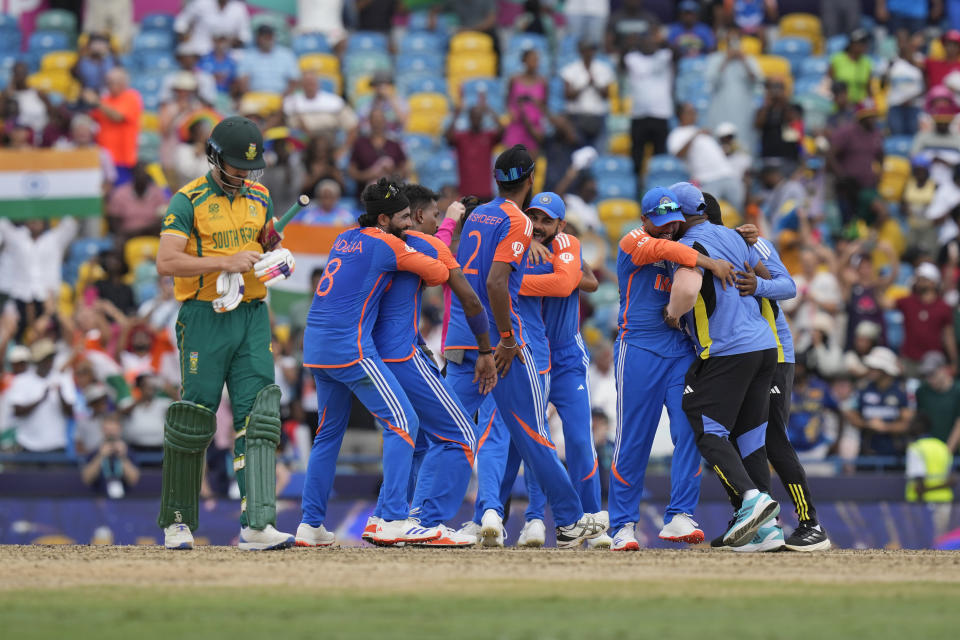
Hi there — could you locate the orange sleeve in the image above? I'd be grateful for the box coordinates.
[619,229,699,268]
[408,231,460,269]
[119,90,142,122]
[381,234,450,286]
[519,236,582,297]
[492,207,532,266]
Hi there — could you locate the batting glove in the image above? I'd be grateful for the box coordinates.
[254,248,295,287]
[213,272,245,313]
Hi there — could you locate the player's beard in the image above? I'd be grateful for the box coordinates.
[521,188,533,211]
[385,218,407,240]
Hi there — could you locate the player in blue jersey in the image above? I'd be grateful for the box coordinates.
[296,179,454,548]
[444,145,605,548]
[609,187,738,551]
[359,184,497,547]
[664,184,782,547]
[700,192,831,552]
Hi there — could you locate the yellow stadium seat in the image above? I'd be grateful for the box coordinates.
[27,71,79,99]
[41,50,78,72]
[608,132,631,156]
[879,156,910,201]
[124,236,161,272]
[740,35,763,56]
[239,92,283,117]
[348,74,374,100]
[450,31,494,54]
[718,199,743,228]
[754,55,793,92]
[408,92,449,116]
[779,13,823,55]
[598,199,641,224]
[930,38,946,61]
[141,111,159,132]
[608,81,624,115]
[447,53,497,78]
[299,53,340,75]
[406,111,445,136]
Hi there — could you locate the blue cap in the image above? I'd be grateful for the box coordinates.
[527,191,565,220]
[640,187,684,226]
[911,153,933,169]
[679,0,700,11]
[670,182,706,216]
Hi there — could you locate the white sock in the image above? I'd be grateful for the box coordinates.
[743,489,760,500]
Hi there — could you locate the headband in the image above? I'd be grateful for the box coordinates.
[363,183,409,217]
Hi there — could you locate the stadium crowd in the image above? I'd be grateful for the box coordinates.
[1,0,959,502]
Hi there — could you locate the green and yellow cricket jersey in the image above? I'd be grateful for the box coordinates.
[160,172,274,302]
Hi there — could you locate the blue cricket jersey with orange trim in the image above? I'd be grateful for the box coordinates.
[373,231,460,362]
[303,227,450,368]
[446,197,533,350]
[615,227,701,357]
[538,233,584,348]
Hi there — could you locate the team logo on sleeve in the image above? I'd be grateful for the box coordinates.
[163,214,176,227]
[559,252,574,263]
[512,241,525,257]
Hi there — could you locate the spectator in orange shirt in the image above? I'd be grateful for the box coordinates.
[84,68,142,185]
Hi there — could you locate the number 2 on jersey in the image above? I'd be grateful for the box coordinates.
[462,230,482,275]
[316,258,342,296]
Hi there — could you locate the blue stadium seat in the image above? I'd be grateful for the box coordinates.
[507,32,548,57]
[344,51,391,76]
[501,49,551,76]
[406,11,432,32]
[135,50,176,72]
[826,34,849,56]
[403,133,436,167]
[347,31,389,54]
[548,76,566,113]
[558,33,581,57]
[396,52,444,76]
[399,31,442,56]
[644,170,690,189]
[133,29,175,52]
[0,13,16,30]
[28,30,70,55]
[460,77,504,112]
[798,56,829,80]
[398,73,445,96]
[293,32,331,56]
[421,150,457,175]
[884,136,913,158]
[140,13,175,33]
[647,155,685,174]
[675,75,708,103]
[793,76,822,96]
[317,75,338,93]
[678,56,707,76]
[771,37,813,74]
[595,155,634,178]
[68,237,114,264]
[0,19,20,53]
[596,178,637,200]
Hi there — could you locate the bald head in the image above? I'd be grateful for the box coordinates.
[105,68,128,95]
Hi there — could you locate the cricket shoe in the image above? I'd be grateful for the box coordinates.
[457,520,482,544]
[784,522,832,552]
[659,513,705,544]
[586,532,613,549]
[480,509,506,548]
[294,523,336,547]
[410,525,477,547]
[163,523,194,550]
[723,492,779,548]
[372,519,441,546]
[611,523,640,551]
[361,516,381,544]
[517,519,546,548]
[238,524,295,551]
[556,513,604,549]
[710,517,736,548]
[731,519,785,553]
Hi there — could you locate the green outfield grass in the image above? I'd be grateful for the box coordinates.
[5,580,958,640]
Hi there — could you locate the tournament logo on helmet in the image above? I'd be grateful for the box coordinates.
[245,143,257,161]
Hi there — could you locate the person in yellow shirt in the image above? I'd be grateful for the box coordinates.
[155,115,296,551]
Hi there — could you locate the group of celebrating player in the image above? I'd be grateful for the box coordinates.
[155,116,831,553]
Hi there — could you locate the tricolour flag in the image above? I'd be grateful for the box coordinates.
[0,149,103,220]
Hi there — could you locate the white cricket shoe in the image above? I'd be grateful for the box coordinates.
[410,524,478,547]
[586,532,613,549]
[361,516,381,543]
[517,519,546,548]
[238,524,295,551]
[372,519,441,546]
[556,513,604,549]
[163,523,194,550]
[593,510,610,529]
[457,520,482,544]
[611,523,640,551]
[659,513,705,544]
[480,509,505,548]
[731,519,785,553]
[295,523,336,547]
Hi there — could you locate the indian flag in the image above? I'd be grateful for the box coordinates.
[267,222,353,319]
[0,149,103,220]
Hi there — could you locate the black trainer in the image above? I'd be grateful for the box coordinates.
[710,517,736,548]
[784,522,832,552]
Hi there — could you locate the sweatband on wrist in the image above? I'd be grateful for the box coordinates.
[363,192,410,217]
[467,311,489,337]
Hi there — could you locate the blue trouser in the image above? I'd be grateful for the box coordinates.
[446,346,584,527]
[301,357,419,525]
[548,338,602,513]
[372,349,477,526]
[610,341,702,531]
[472,382,548,524]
